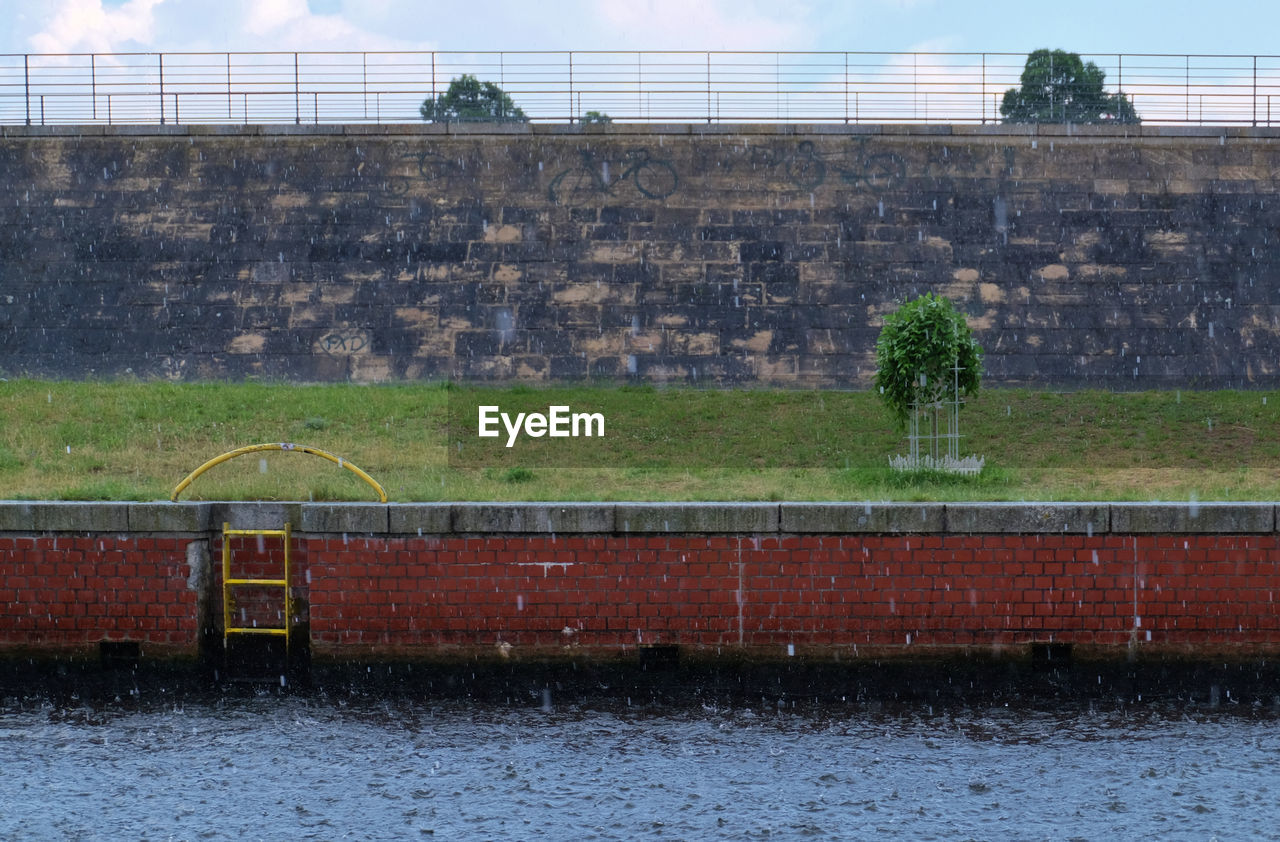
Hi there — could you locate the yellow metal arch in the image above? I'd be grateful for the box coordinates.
[170,442,388,502]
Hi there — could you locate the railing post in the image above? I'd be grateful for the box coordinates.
[158,53,165,124]
[91,53,96,120]
[226,53,232,120]
[23,54,30,126]
[1253,55,1258,127]
[706,51,711,124]
[294,52,300,125]
[568,51,574,123]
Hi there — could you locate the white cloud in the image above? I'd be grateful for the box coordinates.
[591,0,812,51]
[241,0,366,46]
[28,0,165,53]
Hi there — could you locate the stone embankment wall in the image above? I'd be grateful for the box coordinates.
[1,501,1278,662]
[3,123,1280,387]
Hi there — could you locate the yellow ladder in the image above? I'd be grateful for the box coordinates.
[221,521,292,654]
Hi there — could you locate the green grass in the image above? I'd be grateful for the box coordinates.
[1,380,1278,501]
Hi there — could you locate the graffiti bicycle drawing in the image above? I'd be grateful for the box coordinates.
[547,148,679,206]
[387,149,481,199]
[833,138,907,193]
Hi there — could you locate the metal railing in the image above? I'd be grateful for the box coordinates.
[3,50,1280,127]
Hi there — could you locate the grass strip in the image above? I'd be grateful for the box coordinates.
[0,380,1275,502]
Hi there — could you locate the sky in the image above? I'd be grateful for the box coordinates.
[1,0,1278,58]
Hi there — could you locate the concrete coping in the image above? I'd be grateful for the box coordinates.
[0,501,1277,535]
[6,123,1280,140]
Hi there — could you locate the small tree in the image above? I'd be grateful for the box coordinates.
[420,74,528,123]
[1001,49,1139,124]
[875,292,983,471]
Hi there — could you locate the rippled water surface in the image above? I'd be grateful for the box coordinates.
[2,692,1276,840]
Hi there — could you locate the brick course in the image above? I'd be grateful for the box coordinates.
[5,517,1279,660]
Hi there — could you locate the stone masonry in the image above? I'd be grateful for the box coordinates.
[2,123,1280,387]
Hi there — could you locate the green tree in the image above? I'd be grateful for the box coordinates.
[1001,49,1139,124]
[875,292,983,433]
[420,74,527,123]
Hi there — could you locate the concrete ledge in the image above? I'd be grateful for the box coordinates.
[451,503,615,533]
[343,122,447,136]
[1109,503,1275,533]
[206,502,304,531]
[300,503,389,534]
[3,122,1274,141]
[100,124,192,136]
[945,503,1109,534]
[615,503,778,533]
[0,501,1277,535]
[780,503,944,533]
[127,503,210,533]
[0,502,130,532]
[445,121,532,136]
[387,504,452,535]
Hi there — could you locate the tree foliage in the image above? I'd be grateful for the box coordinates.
[420,74,528,123]
[1001,49,1139,124]
[874,292,983,429]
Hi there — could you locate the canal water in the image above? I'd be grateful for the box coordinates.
[1,684,1275,840]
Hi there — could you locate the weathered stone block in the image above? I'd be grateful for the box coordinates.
[128,503,211,533]
[945,503,1109,534]
[300,504,389,534]
[780,503,945,533]
[1109,503,1275,534]
[615,503,778,533]
[387,504,453,535]
[207,502,304,532]
[0,502,130,532]
[451,503,614,533]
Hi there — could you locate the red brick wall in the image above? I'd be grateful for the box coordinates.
[304,533,1280,658]
[0,536,201,656]
[217,533,307,635]
[3,531,1278,660]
